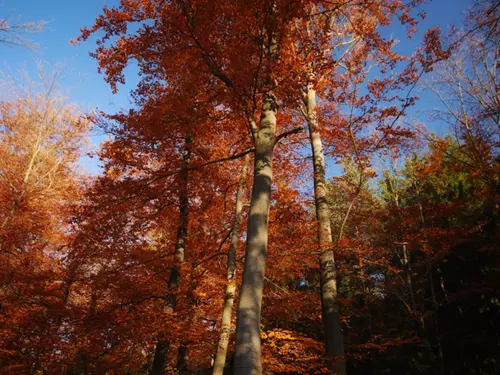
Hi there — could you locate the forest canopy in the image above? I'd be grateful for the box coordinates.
[0,0,498,374]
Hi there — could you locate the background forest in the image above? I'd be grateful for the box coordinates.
[0,0,498,374]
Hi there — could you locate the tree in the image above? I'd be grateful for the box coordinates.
[213,154,249,375]
[0,68,89,373]
[77,1,453,373]
[0,12,47,48]
[77,2,305,373]
[291,2,445,371]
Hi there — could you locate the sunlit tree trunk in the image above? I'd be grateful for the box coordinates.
[234,93,277,375]
[151,136,191,375]
[305,84,347,374]
[213,154,249,375]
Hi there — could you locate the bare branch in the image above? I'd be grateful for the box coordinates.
[275,126,304,144]
[0,13,48,49]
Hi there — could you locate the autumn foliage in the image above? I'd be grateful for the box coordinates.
[0,0,499,374]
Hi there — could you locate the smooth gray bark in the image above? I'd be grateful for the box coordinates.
[213,154,249,375]
[234,93,277,375]
[305,85,346,374]
[151,137,191,375]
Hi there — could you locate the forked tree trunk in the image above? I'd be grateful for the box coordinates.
[151,136,191,375]
[305,84,347,374]
[213,154,249,375]
[234,93,277,375]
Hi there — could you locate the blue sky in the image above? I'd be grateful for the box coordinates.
[1,0,470,175]
[1,0,136,174]
[1,0,135,109]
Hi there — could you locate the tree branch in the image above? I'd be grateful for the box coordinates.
[275,126,304,144]
[148,148,254,186]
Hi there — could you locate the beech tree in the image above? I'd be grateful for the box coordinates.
[2,1,497,374]
[77,2,307,373]
[0,70,89,373]
[291,3,435,371]
[77,2,450,374]
[213,154,249,375]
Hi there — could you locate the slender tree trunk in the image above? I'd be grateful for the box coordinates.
[151,342,169,375]
[73,354,88,375]
[234,93,277,375]
[31,351,41,375]
[401,243,417,313]
[176,344,189,374]
[418,203,445,375]
[427,263,445,375]
[387,175,417,315]
[305,84,347,374]
[151,136,191,375]
[213,155,249,375]
[71,280,98,375]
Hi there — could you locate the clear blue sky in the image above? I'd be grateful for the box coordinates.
[1,0,470,175]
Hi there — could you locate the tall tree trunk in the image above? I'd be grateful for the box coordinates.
[176,344,189,374]
[387,173,418,315]
[234,93,277,375]
[151,136,191,375]
[213,155,249,375]
[31,351,41,375]
[419,203,445,374]
[401,243,417,313]
[151,342,169,375]
[305,84,347,374]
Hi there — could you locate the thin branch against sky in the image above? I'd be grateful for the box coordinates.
[0,11,48,49]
